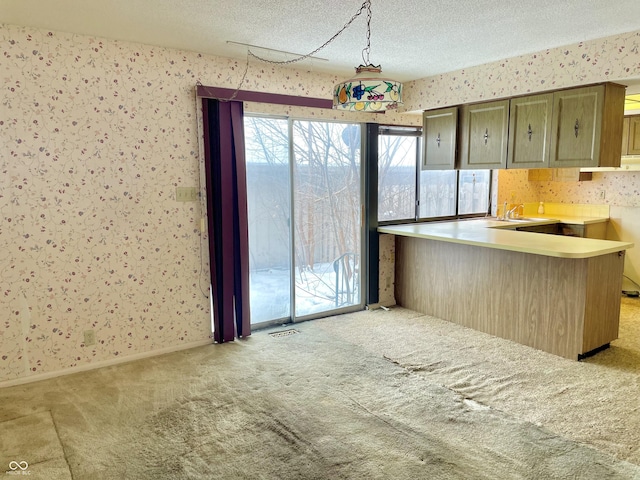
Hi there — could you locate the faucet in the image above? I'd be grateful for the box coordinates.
[506,204,523,220]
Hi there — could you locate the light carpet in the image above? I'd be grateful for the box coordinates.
[316,297,640,466]
[0,411,71,479]
[1,299,640,479]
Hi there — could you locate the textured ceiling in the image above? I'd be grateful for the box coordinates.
[3,0,640,83]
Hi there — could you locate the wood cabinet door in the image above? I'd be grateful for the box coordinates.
[628,116,640,155]
[549,85,604,168]
[459,100,509,169]
[622,117,630,155]
[422,107,457,170]
[507,93,553,168]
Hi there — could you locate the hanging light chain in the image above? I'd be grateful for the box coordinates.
[248,0,372,65]
[225,54,251,102]
[361,0,372,66]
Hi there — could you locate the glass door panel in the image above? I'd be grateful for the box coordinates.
[245,117,363,325]
[292,121,362,318]
[244,116,291,324]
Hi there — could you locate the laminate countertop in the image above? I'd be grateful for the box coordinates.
[378,217,633,259]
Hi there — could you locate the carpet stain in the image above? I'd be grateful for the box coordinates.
[2,305,640,478]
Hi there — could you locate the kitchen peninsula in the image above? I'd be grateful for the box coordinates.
[379,218,634,360]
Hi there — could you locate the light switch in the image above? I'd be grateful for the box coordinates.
[176,187,198,202]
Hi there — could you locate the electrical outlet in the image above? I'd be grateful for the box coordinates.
[84,330,96,346]
[176,187,198,202]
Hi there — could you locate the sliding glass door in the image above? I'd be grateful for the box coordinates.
[245,117,291,324]
[244,116,363,326]
[292,121,362,317]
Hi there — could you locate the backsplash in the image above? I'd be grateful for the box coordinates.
[497,168,640,289]
[498,169,640,207]
[522,203,610,218]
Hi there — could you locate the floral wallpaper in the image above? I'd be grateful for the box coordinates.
[382,29,640,311]
[3,21,640,385]
[499,170,640,208]
[0,23,419,385]
[378,234,395,306]
[1,25,212,384]
[404,30,640,112]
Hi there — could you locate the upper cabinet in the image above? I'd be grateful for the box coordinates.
[421,82,625,170]
[549,83,625,168]
[422,107,457,170]
[622,115,640,155]
[458,99,509,169]
[507,93,553,169]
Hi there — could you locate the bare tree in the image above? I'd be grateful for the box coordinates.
[244,117,416,314]
[378,135,417,221]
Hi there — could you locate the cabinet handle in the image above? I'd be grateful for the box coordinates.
[574,119,579,138]
[484,128,489,145]
[436,133,441,147]
[527,124,533,141]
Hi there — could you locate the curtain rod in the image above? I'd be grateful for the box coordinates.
[196,85,333,109]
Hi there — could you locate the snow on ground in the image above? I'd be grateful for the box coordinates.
[250,263,359,324]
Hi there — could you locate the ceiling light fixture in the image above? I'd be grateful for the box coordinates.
[333,0,403,112]
[231,0,401,113]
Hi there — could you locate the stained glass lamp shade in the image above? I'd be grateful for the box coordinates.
[333,64,403,112]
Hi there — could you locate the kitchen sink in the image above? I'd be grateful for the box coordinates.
[514,223,561,234]
[492,217,557,223]
[490,217,561,232]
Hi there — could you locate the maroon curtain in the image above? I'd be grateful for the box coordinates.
[202,99,251,342]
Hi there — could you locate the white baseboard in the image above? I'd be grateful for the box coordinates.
[0,338,213,389]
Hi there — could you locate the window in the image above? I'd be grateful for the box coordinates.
[458,170,491,215]
[378,127,491,222]
[419,170,457,218]
[378,134,417,222]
